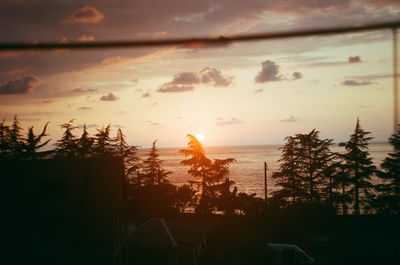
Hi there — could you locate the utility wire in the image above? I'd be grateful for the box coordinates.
[0,21,400,51]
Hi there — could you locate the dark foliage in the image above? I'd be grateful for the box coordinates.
[375,124,400,214]
[343,118,376,215]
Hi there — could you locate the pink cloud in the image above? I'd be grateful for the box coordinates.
[0,75,40,95]
[64,5,104,23]
[77,34,95,42]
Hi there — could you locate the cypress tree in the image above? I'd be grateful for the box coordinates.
[142,139,170,186]
[375,125,400,214]
[55,120,78,157]
[343,118,376,215]
[77,124,94,158]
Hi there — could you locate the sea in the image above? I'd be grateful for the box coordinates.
[138,143,392,198]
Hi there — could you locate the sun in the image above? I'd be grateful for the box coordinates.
[196,133,204,142]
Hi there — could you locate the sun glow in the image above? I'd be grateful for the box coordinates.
[196,133,204,142]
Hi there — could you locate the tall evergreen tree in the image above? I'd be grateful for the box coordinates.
[93,124,114,156]
[272,136,302,204]
[55,120,78,157]
[114,128,140,184]
[8,115,24,158]
[375,125,400,214]
[297,129,334,203]
[77,124,93,158]
[0,120,10,157]
[180,134,235,214]
[272,130,333,204]
[22,123,52,159]
[343,118,376,215]
[141,140,170,186]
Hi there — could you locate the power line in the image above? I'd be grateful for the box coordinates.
[0,21,400,51]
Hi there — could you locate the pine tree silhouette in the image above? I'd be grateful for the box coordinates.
[141,139,170,186]
[55,120,78,157]
[343,118,376,215]
[375,124,400,214]
[23,123,52,159]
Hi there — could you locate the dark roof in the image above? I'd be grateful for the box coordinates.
[129,218,208,248]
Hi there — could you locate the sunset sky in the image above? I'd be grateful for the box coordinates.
[0,0,399,147]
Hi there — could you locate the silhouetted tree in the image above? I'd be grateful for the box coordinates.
[22,123,52,159]
[273,130,333,205]
[375,125,400,214]
[141,140,170,186]
[297,129,334,203]
[272,136,302,204]
[175,184,195,213]
[0,120,10,157]
[326,157,351,214]
[180,134,236,214]
[8,115,24,158]
[236,192,264,216]
[93,124,114,156]
[114,128,141,184]
[55,120,78,157]
[77,124,93,158]
[210,158,237,214]
[343,118,376,215]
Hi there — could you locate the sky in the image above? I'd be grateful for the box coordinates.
[0,0,400,148]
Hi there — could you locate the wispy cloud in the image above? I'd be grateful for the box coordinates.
[279,115,298,123]
[77,34,95,42]
[215,117,243,126]
[157,84,194,93]
[342,80,373,86]
[100,93,119,101]
[78,123,99,129]
[71,88,97,93]
[77,106,92,110]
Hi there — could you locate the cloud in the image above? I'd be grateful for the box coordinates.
[342,80,373,86]
[170,72,200,84]
[77,34,95,42]
[38,100,53,104]
[0,75,40,95]
[157,67,233,93]
[215,117,243,126]
[78,106,92,110]
[78,123,99,129]
[112,124,126,128]
[157,84,195,93]
[141,92,151,98]
[292,72,303,80]
[71,88,97,93]
[1,67,29,75]
[348,56,362,63]
[100,93,119,101]
[199,67,233,86]
[255,60,283,83]
[279,115,298,123]
[64,5,104,23]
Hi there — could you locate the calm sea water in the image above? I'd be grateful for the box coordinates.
[138,143,392,198]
